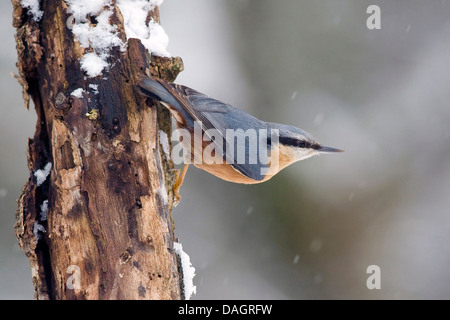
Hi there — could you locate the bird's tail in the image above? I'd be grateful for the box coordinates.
[138,75,177,106]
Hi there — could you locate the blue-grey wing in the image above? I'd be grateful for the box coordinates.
[171,85,271,181]
[140,77,270,181]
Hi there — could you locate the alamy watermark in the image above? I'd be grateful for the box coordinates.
[169,121,280,176]
[366,265,381,289]
[367,5,381,30]
[66,265,81,290]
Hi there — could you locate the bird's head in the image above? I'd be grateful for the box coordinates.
[271,124,343,168]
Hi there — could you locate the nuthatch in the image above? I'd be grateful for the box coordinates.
[139,76,342,186]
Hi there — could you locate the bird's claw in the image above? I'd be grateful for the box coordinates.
[173,164,189,206]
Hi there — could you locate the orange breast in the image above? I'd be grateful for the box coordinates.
[194,163,271,184]
[193,144,297,184]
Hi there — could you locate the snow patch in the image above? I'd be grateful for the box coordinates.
[159,130,170,158]
[66,0,170,76]
[40,200,48,221]
[117,0,170,57]
[174,241,196,300]
[157,183,168,206]
[89,84,99,95]
[70,88,84,98]
[34,162,52,187]
[21,0,43,21]
[66,0,107,21]
[144,20,170,57]
[65,0,125,77]
[70,8,124,51]
[33,221,46,241]
[80,52,109,78]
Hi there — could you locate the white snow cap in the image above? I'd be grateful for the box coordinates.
[21,0,43,21]
[66,0,108,21]
[66,0,170,77]
[117,0,171,57]
[34,162,52,187]
[65,0,125,78]
[20,2,169,77]
[174,241,197,300]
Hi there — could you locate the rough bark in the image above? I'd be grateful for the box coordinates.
[12,0,185,299]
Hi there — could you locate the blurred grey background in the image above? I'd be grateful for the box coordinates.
[1,0,450,299]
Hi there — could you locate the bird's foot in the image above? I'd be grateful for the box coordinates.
[173,164,189,206]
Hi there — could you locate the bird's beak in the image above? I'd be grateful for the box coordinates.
[316,145,344,153]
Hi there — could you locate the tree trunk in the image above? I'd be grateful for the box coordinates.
[12,0,185,299]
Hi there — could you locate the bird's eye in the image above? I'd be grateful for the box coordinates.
[298,140,307,148]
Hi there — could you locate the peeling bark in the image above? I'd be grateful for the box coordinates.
[13,0,185,299]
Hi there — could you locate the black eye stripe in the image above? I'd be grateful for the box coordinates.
[279,137,310,148]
